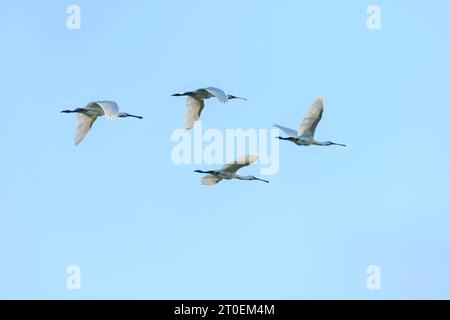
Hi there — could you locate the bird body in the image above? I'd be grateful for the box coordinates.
[174,88,227,102]
[172,87,246,131]
[61,101,143,145]
[194,155,269,185]
[274,97,346,147]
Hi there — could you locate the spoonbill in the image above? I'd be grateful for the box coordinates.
[61,101,143,145]
[172,87,246,131]
[194,154,269,185]
[274,97,346,147]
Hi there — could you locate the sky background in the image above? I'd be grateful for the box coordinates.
[1,0,449,299]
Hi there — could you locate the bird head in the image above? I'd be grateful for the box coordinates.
[250,176,270,183]
[227,95,247,100]
[327,141,346,147]
[118,112,143,119]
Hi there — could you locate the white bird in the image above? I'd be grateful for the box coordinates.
[194,154,269,185]
[61,101,143,145]
[274,97,346,147]
[172,87,246,131]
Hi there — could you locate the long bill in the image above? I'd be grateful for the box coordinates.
[254,177,269,183]
[331,142,346,147]
[128,114,143,119]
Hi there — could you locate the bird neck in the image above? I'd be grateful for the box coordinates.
[234,174,251,180]
[195,170,216,174]
[61,108,85,113]
[312,140,330,146]
[277,136,297,142]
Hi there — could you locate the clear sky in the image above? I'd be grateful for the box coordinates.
[1,0,449,299]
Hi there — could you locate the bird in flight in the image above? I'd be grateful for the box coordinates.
[61,101,143,145]
[194,154,269,185]
[172,87,246,131]
[274,97,346,147]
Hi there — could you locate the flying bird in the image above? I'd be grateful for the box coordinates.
[172,87,246,131]
[61,101,143,145]
[274,97,346,147]
[194,154,269,185]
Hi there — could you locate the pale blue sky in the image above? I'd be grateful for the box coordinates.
[1,0,449,299]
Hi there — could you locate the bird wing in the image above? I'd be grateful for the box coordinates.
[184,97,204,131]
[95,101,120,120]
[298,97,324,137]
[204,87,229,103]
[201,174,222,185]
[274,124,298,137]
[75,113,97,145]
[222,154,259,174]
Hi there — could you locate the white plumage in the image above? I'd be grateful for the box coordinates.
[61,101,143,145]
[172,87,246,131]
[274,97,346,147]
[194,154,269,185]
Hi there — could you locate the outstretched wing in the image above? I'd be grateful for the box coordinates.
[204,87,228,103]
[184,97,205,131]
[201,174,221,185]
[222,154,259,174]
[75,113,97,145]
[273,124,298,137]
[298,97,324,137]
[95,101,120,120]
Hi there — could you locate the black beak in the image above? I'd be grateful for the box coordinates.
[255,177,269,183]
[128,114,143,119]
[229,95,247,100]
